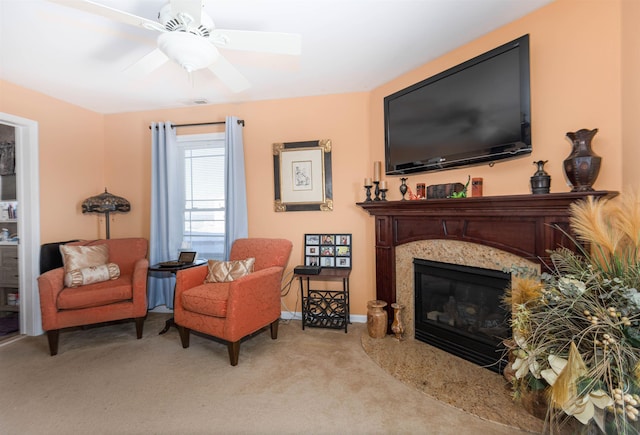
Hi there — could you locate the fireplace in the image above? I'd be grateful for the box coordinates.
[414,259,511,373]
[357,191,616,369]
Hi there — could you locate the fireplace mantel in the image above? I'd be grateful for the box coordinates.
[357,191,617,319]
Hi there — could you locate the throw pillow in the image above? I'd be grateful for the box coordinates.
[64,263,121,288]
[60,244,109,273]
[204,258,255,283]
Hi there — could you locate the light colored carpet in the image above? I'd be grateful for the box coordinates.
[0,313,538,434]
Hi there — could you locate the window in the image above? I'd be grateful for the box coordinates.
[178,133,225,261]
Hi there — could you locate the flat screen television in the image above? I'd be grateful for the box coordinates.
[384,34,531,175]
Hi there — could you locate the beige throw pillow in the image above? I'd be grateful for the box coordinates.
[204,258,255,283]
[60,244,109,273]
[64,263,121,288]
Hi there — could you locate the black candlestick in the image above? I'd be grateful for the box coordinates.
[373,181,381,201]
[380,188,388,201]
[364,184,373,202]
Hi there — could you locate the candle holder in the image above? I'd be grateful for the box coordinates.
[380,188,388,201]
[364,184,373,202]
[373,181,381,201]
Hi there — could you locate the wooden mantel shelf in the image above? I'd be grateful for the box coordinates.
[357,191,618,320]
[357,191,616,215]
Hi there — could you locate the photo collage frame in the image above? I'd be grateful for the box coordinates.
[304,233,352,269]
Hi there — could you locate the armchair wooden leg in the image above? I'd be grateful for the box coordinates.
[177,326,190,348]
[135,317,145,339]
[270,319,279,340]
[227,341,240,366]
[47,330,59,356]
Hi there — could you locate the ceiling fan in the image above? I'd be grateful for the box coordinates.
[47,0,302,92]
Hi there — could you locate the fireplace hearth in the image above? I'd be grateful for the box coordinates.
[414,259,510,373]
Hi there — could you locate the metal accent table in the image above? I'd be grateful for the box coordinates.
[296,268,350,333]
[148,258,207,334]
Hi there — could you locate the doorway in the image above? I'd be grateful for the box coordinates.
[0,124,18,340]
[0,113,41,337]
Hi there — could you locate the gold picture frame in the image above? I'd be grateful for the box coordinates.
[273,139,333,212]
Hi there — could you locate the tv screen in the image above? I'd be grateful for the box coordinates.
[384,34,531,175]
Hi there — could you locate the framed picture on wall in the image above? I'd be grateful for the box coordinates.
[273,140,333,212]
[304,233,352,269]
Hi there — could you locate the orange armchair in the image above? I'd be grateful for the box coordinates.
[37,238,149,355]
[174,238,292,365]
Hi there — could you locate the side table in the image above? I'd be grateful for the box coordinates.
[296,268,350,333]
[148,258,207,334]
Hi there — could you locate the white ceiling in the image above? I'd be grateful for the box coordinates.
[0,0,554,114]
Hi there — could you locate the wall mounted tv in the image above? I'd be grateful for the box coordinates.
[384,34,531,175]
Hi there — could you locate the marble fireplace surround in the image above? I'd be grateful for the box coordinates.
[396,239,536,338]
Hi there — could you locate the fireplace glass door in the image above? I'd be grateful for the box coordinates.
[414,258,510,373]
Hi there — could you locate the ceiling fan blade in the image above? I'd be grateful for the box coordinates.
[46,0,165,32]
[208,56,250,93]
[211,30,301,55]
[170,0,203,27]
[123,48,168,76]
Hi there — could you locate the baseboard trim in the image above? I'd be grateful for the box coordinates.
[148,307,366,323]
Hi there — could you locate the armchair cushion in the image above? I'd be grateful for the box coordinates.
[204,258,255,283]
[64,263,120,288]
[60,244,109,272]
[56,275,134,310]
[182,282,230,318]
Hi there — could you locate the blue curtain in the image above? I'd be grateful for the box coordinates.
[148,122,183,309]
[148,118,247,309]
[223,116,248,259]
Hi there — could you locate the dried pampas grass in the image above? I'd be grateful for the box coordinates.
[569,191,640,280]
[504,275,543,307]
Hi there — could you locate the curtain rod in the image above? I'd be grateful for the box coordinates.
[149,120,245,129]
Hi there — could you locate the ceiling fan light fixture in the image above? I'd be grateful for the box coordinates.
[157,32,219,72]
[158,3,213,37]
[47,0,301,93]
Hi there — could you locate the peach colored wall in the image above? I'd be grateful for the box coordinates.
[370,0,624,198]
[0,80,105,243]
[622,0,640,188]
[104,93,375,316]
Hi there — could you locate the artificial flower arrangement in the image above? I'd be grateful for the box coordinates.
[504,192,640,434]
